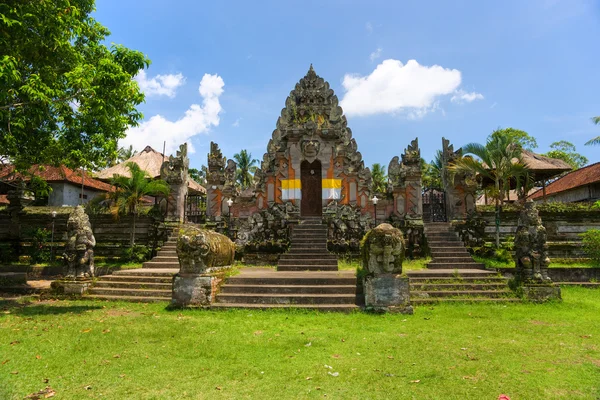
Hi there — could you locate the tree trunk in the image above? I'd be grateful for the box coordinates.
[495,179,500,248]
[131,211,137,247]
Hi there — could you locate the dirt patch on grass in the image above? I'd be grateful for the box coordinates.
[104,309,142,317]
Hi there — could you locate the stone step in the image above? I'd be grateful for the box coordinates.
[157,250,178,256]
[293,227,327,232]
[407,269,498,278]
[86,294,171,303]
[288,246,328,252]
[426,232,459,237]
[99,275,173,283]
[430,246,470,252]
[143,261,180,269]
[152,256,179,263]
[112,268,178,277]
[215,293,356,305]
[94,281,172,290]
[410,283,508,291]
[210,303,358,312]
[429,256,476,263]
[412,290,514,298]
[279,253,337,260]
[430,251,470,257]
[227,276,355,286]
[88,287,171,297]
[278,259,338,266]
[291,237,328,242]
[426,262,486,269]
[409,276,507,283]
[220,284,357,295]
[277,266,339,272]
[427,241,464,247]
[411,298,521,304]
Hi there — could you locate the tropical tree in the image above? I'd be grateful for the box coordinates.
[189,166,207,186]
[370,163,387,194]
[488,127,538,150]
[449,133,530,248]
[109,162,170,246]
[0,0,149,170]
[543,141,587,170]
[587,116,600,146]
[233,150,258,189]
[421,150,443,188]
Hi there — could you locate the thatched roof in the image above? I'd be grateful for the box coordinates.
[520,150,572,180]
[96,146,165,180]
[95,145,206,194]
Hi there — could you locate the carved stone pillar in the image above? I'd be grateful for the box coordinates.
[161,143,189,223]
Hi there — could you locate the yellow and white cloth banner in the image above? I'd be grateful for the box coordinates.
[281,179,301,200]
[322,179,342,200]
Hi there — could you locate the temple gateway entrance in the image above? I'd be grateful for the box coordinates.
[300,159,322,217]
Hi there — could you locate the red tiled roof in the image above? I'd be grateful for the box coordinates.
[0,165,114,192]
[529,162,600,200]
[0,194,8,205]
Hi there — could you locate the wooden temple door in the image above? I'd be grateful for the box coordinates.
[300,160,322,217]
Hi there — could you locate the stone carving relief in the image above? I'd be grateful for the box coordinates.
[361,223,405,275]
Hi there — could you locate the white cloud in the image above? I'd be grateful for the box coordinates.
[369,48,382,62]
[451,89,484,104]
[135,70,185,98]
[340,59,463,118]
[232,118,241,127]
[365,22,373,34]
[121,74,224,155]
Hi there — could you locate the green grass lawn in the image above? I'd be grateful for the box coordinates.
[1,287,599,399]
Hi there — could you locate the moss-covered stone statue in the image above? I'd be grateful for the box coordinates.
[172,224,235,307]
[515,201,551,283]
[63,206,96,279]
[514,201,561,302]
[361,223,412,314]
[362,223,405,275]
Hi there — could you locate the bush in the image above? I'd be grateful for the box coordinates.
[121,245,151,263]
[28,227,52,264]
[580,229,600,264]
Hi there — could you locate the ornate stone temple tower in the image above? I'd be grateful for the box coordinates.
[205,66,423,251]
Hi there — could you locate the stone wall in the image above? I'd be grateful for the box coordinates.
[460,210,600,259]
[0,208,162,258]
[498,267,600,282]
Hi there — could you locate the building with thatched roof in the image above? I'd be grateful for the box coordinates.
[520,150,572,182]
[95,145,206,194]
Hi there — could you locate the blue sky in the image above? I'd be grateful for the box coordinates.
[95,0,600,169]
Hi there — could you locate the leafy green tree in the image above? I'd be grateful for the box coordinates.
[421,150,443,188]
[233,150,258,189]
[543,141,587,170]
[587,116,600,146]
[189,166,207,186]
[0,0,149,170]
[450,134,530,248]
[488,127,537,150]
[370,163,387,194]
[109,162,170,246]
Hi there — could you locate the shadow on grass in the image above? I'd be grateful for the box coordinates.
[0,298,102,316]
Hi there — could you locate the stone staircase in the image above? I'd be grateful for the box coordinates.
[408,222,518,303]
[277,217,338,272]
[87,232,179,302]
[425,222,485,269]
[212,268,359,311]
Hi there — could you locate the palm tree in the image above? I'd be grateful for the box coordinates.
[118,145,138,162]
[449,133,530,248]
[587,116,600,146]
[233,150,259,189]
[370,163,387,194]
[109,162,170,246]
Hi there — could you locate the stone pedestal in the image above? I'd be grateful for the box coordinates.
[522,284,562,303]
[363,274,413,314]
[52,279,92,295]
[172,274,222,307]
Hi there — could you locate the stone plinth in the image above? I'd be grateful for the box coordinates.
[172,274,222,307]
[52,279,92,295]
[363,274,413,314]
[522,284,562,303]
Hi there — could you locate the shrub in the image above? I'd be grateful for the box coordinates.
[121,245,151,263]
[580,229,600,264]
[28,227,51,264]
